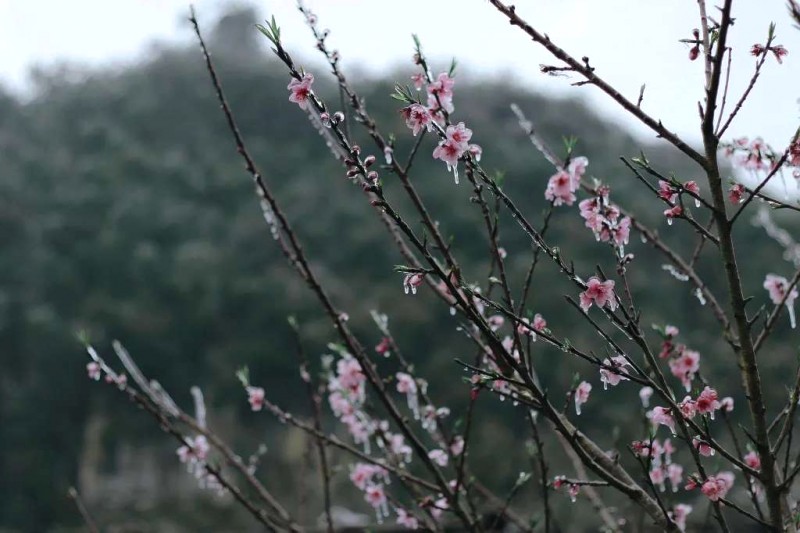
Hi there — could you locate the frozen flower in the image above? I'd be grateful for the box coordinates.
[410,73,426,90]
[364,483,389,516]
[771,44,789,64]
[695,386,721,419]
[664,205,683,224]
[678,396,697,420]
[599,355,630,389]
[719,396,734,413]
[432,138,466,183]
[401,104,433,136]
[403,272,425,295]
[545,170,576,206]
[427,72,455,112]
[650,466,666,492]
[650,406,676,435]
[669,348,700,391]
[764,273,798,328]
[567,156,589,188]
[246,386,265,412]
[445,122,472,149]
[701,472,734,502]
[287,73,314,109]
[744,451,761,471]
[579,277,618,312]
[574,381,592,415]
[450,436,465,456]
[670,503,692,531]
[639,386,654,407]
[375,337,391,357]
[396,508,419,529]
[87,362,102,381]
[428,449,448,467]
[692,437,715,457]
[487,315,505,331]
[667,463,683,492]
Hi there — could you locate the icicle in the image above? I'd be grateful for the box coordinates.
[695,198,701,208]
[788,303,797,329]
[667,218,674,226]
[694,287,706,305]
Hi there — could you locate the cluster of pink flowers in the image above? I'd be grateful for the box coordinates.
[579,276,618,313]
[722,137,777,172]
[578,185,631,251]
[728,183,746,204]
[400,72,482,183]
[764,273,798,328]
[659,180,701,224]
[545,156,588,206]
[327,354,374,448]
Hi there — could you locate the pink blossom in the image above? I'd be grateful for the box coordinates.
[87,362,101,381]
[764,273,798,328]
[574,381,592,415]
[364,483,388,509]
[678,396,697,420]
[337,356,366,395]
[401,104,433,136]
[432,138,466,182]
[650,466,666,492]
[552,475,566,490]
[695,386,721,418]
[664,205,683,223]
[658,180,678,203]
[287,73,314,110]
[650,406,677,435]
[579,277,618,312]
[683,181,700,195]
[567,483,580,503]
[487,315,505,331]
[567,156,588,188]
[599,355,630,389]
[744,451,761,471]
[246,386,265,411]
[375,337,391,357]
[701,472,734,502]
[639,386,654,407]
[667,464,683,492]
[396,508,420,529]
[396,372,417,395]
[669,348,700,391]
[350,462,381,490]
[403,272,425,295]
[751,43,765,56]
[545,170,576,206]
[427,72,455,112]
[612,216,631,247]
[692,437,715,457]
[450,436,465,456]
[771,45,789,64]
[468,144,483,162]
[410,73,425,90]
[665,325,679,337]
[720,396,734,413]
[445,122,472,149]
[428,449,448,467]
[670,503,693,532]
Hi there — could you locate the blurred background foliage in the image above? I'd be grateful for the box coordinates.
[1,6,797,532]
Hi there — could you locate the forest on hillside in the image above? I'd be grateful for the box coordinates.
[1,6,797,532]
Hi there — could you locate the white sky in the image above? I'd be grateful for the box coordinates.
[1,0,798,148]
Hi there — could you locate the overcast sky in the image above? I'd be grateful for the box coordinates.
[1,0,798,149]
